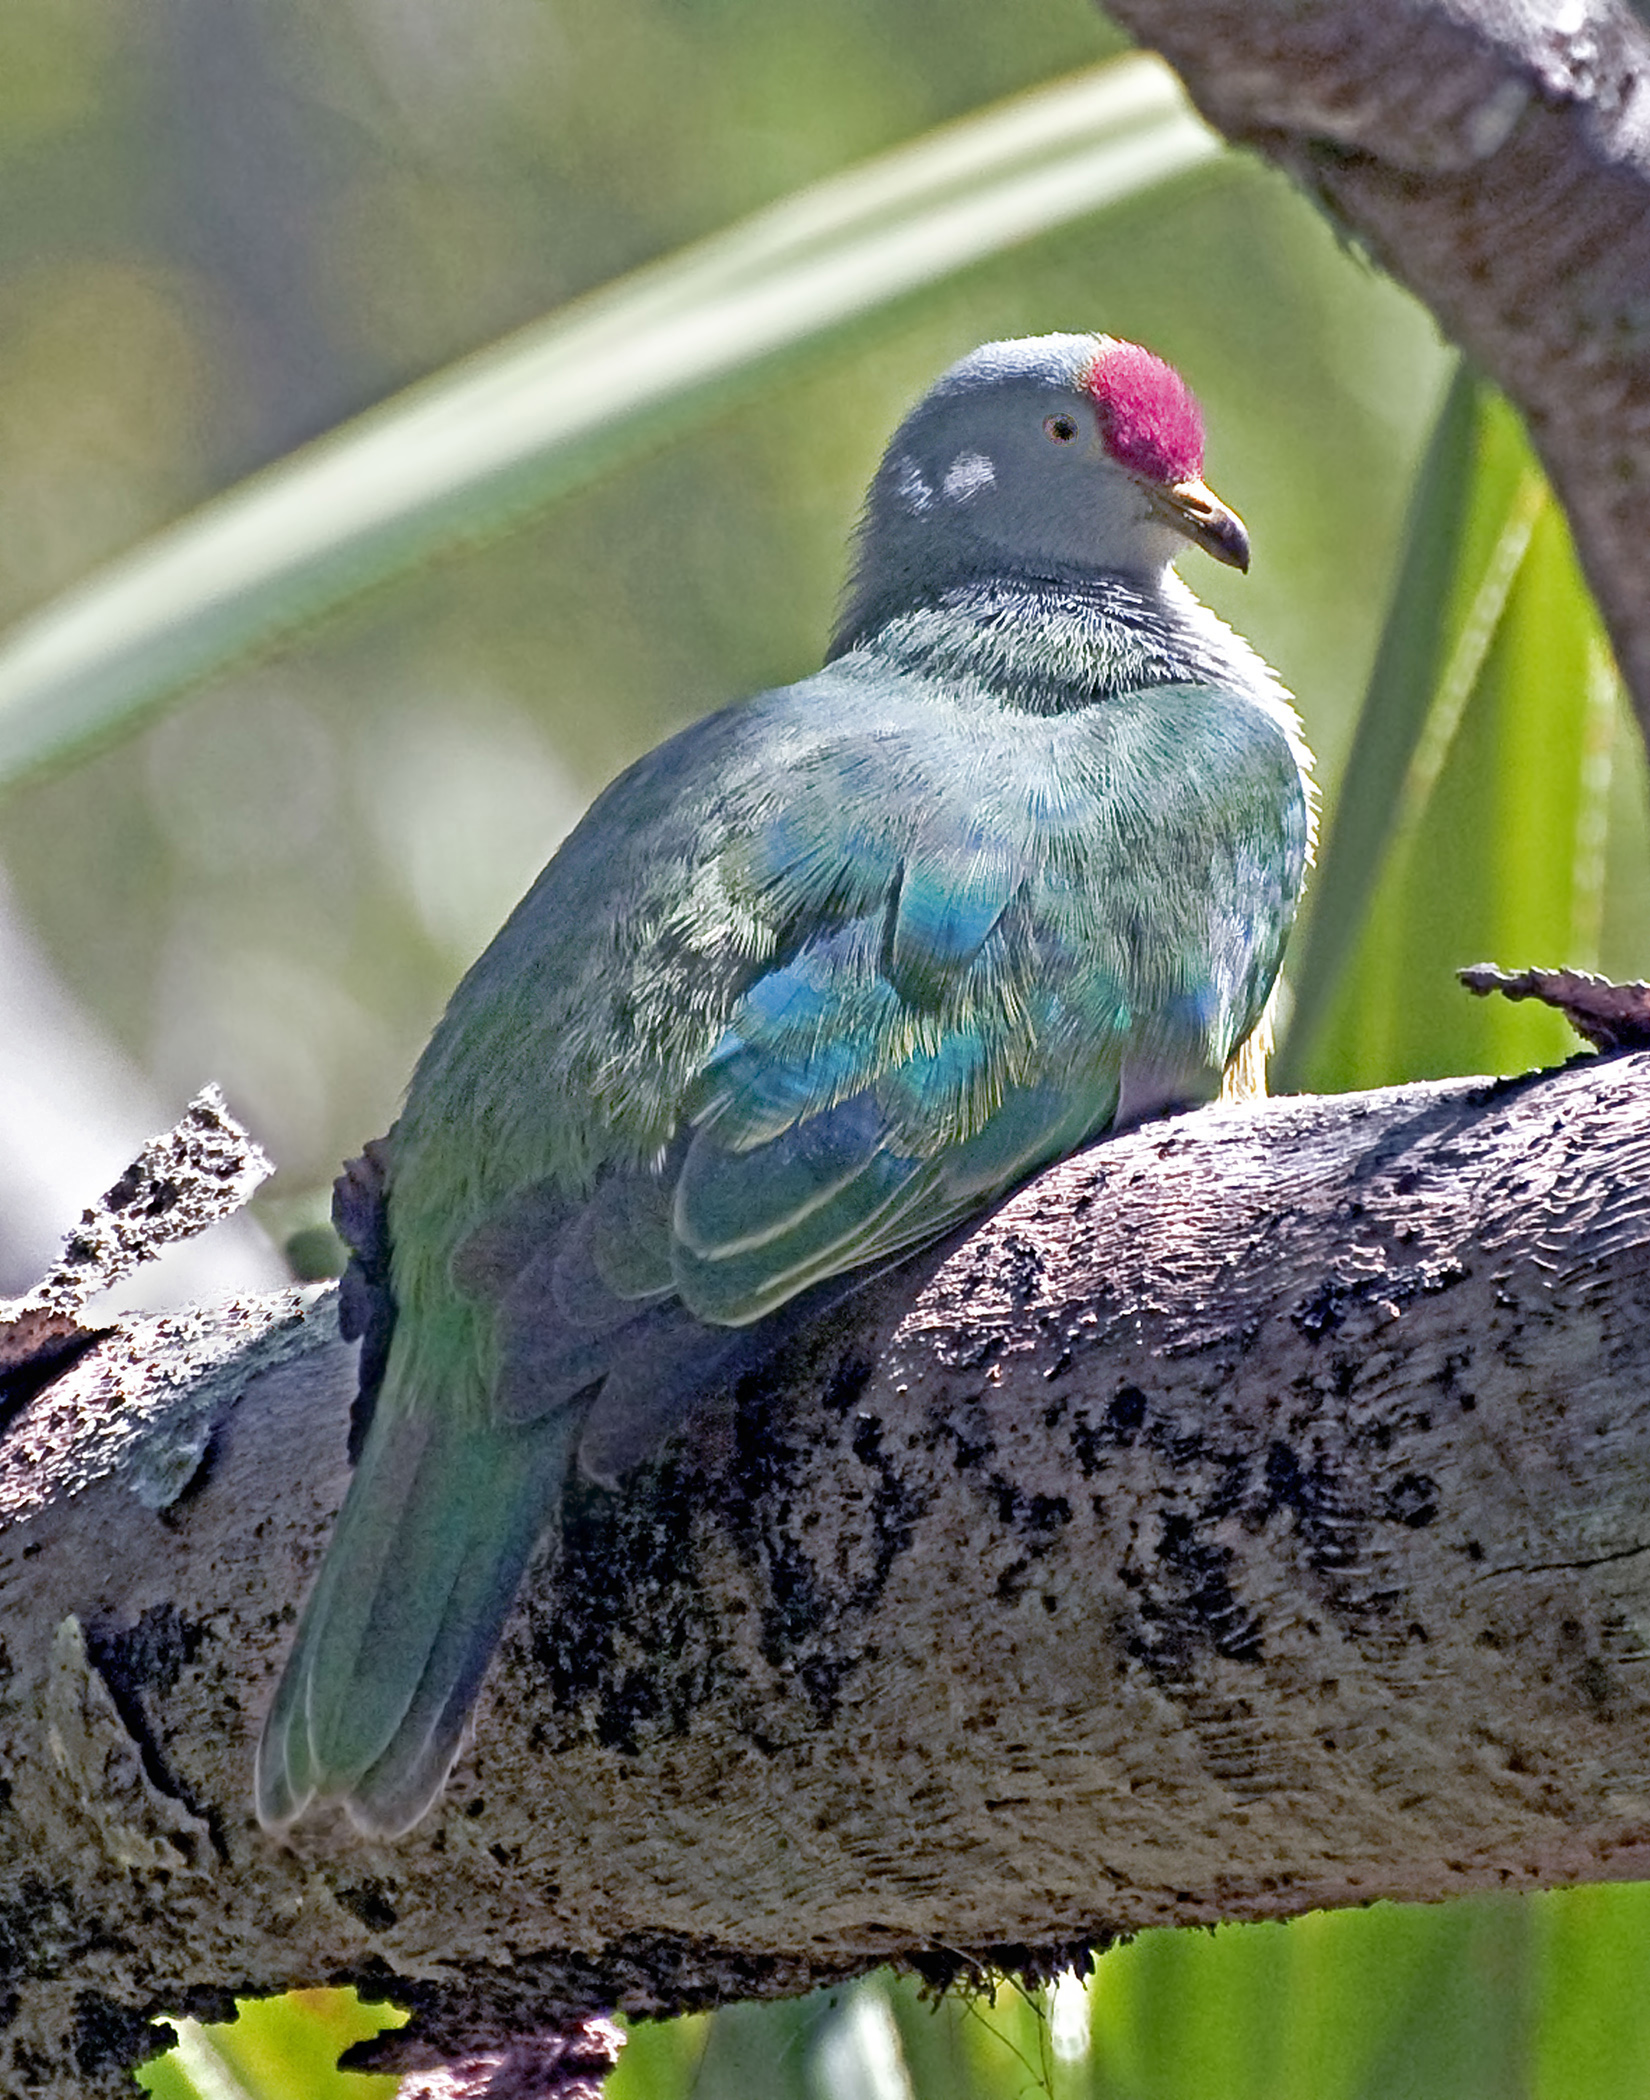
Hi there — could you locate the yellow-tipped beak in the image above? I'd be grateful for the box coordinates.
[1151,477,1251,572]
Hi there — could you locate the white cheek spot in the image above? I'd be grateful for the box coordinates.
[943,449,995,501]
[894,456,933,515]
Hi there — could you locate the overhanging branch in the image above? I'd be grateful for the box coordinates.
[1100,0,1650,739]
[3,1055,1649,2088]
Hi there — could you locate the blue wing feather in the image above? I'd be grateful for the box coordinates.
[651,672,1307,1325]
[886,835,1025,1006]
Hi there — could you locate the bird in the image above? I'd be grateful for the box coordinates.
[255,331,1314,1837]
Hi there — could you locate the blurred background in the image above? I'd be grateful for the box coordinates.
[6,2,1650,2095]
[0,0,1478,1295]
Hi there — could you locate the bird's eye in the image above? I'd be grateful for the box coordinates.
[1043,413,1079,444]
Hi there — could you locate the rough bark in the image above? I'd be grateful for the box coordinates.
[1098,0,1650,743]
[3,1055,1649,2091]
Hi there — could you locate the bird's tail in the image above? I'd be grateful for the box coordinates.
[254,1385,580,1837]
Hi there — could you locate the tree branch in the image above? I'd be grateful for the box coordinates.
[4,1056,1649,2090]
[1099,0,1650,740]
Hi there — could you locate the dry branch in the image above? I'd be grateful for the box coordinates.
[2,1055,1649,2089]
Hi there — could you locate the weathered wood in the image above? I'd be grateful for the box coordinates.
[2,1056,1648,2086]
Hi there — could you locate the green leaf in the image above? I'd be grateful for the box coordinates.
[1280,367,1632,1091]
[0,55,1216,791]
[135,1990,403,2100]
[1080,1901,1534,2100]
[1277,366,1530,1082]
[1534,1883,1650,2100]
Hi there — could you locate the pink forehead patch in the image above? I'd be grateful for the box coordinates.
[1083,339,1204,484]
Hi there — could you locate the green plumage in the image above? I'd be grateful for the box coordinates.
[256,337,1313,1835]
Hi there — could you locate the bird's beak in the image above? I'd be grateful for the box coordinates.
[1148,477,1251,573]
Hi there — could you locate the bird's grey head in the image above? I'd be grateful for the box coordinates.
[834,333,1249,650]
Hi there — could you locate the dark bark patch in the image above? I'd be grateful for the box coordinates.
[981,1474,1071,1544]
[80,1608,223,1850]
[734,1403,926,1724]
[73,1992,159,2080]
[0,1876,90,1989]
[1384,1473,1441,1528]
[848,1414,928,1601]
[1127,1515,1265,1681]
[336,1881,399,1933]
[535,1463,726,1752]
[87,1603,207,1704]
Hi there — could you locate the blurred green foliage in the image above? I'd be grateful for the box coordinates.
[0,0,1441,1228]
[0,56,1220,792]
[1285,371,1650,1092]
[2,2,1646,2097]
[135,1989,402,2100]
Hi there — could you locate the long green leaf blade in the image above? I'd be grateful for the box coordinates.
[1277,366,1539,1084]
[0,55,1215,790]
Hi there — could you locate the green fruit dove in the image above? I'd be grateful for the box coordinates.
[256,333,1315,1836]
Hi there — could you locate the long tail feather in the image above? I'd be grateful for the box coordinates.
[255,1398,581,1834]
[344,1412,577,1834]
